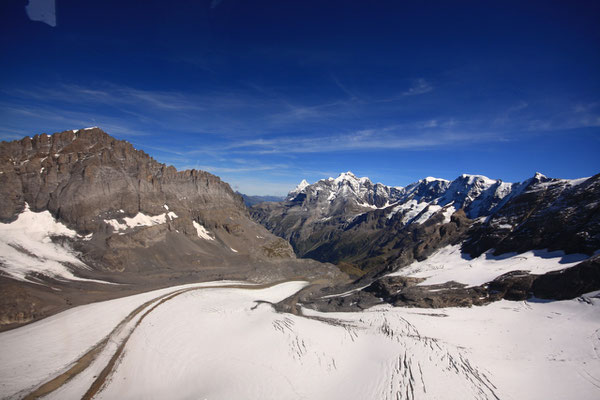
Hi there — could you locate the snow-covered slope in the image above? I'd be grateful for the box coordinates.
[0,203,109,284]
[388,244,592,286]
[0,280,254,399]
[2,281,598,399]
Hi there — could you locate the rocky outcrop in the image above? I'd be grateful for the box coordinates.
[531,255,600,300]
[306,255,600,311]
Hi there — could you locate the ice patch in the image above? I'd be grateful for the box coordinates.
[441,205,455,223]
[105,212,178,232]
[413,204,442,224]
[568,176,590,186]
[388,244,592,286]
[387,199,429,222]
[192,221,214,240]
[0,204,109,284]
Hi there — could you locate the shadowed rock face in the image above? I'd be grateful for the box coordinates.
[0,128,346,329]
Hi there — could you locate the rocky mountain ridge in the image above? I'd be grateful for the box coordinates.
[0,128,343,329]
[253,171,598,266]
[252,170,600,308]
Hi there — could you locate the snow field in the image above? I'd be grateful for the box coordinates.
[104,211,178,232]
[0,280,251,399]
[0,204,107,284]
[388,244,591,286]
[1,281,598,400]
[97,283,503,399]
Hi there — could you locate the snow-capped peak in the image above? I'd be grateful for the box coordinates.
[295,179,310,191]
[334,171,358,183]
[287,179,310,198]
[533,172,547,180]
[423,176,449,183]
[459,174,497,186]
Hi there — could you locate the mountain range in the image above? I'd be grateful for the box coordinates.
[252,170,600,309]
[1,128,599,327]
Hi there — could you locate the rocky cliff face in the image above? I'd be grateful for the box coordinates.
[1,128,242,232]
[0,128,344,329]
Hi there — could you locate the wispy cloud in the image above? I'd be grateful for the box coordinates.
[331,74,362,102]
[524,101,600,132]
[0,103,151,138]
[222,126,499,155]
[194,163,289,174]
[26,0,56,27]
[10,84,207,112]
[573,102,599,114]
[402,78,433,96]
[3,80,596,169]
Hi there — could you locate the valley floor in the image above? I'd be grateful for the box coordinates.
[0,281,599,400]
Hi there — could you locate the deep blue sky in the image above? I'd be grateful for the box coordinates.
[1,0,599,195]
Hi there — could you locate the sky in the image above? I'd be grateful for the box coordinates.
[1,0,599,195]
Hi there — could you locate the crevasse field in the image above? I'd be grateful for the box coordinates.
[1,281,599,400]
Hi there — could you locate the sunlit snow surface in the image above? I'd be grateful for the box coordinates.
[0,281,253,399]
[104,211,178,232]
[192,221,215,240]
[388,244,591,286]
[0,204,107,283]
[1,282,598,400]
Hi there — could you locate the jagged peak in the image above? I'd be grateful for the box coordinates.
[287,179,310,198]
[295,179,310,191]
[334,171,356,181]
[333,171,373,185]
[533,172,547,180]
